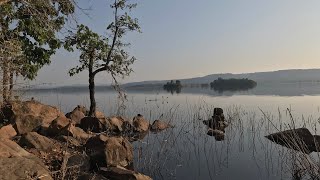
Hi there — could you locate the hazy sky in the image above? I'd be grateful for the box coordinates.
[34,0,320,86]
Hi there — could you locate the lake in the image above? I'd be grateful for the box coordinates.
[25,82,320,180]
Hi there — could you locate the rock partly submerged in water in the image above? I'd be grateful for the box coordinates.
[265,128,320,154]
[133,114,150,132]
[207,129,225,141]
[202,107,228,141]
[150,120,172,132]
[107,116,126,133]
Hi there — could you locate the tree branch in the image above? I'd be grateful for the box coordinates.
[104,0,119,66]
[92,66,108,76]
[0,0,11,5]
[93,0,119,77]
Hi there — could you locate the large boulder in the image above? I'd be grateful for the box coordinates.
[85,134,133,168]
[266,128,319,154]
[0,157,53,180]
[0,139,53,180]
[0,124,17,139]
[74,105,88,115]
[57,135,82,147]
[47,115,72,136]
[133,114,149,132]
[66,153,90,172]
[95,111,106,119]
[150,120,172,132]
[19,132,55,151]
[80,117,106,133]
[60,123,93,141]
[1,101,64,134]
[107,116,126,132]
[65,105,87,124]
[14,115,43,135]
[100,166,152,180]
[0,138,30,157]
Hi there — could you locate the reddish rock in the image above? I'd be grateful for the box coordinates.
[150,120,172,132]
[95,111,106,119]
[80,117,106,133]
[107,116,125,132]
[0,139,53,180]
[60,123,93,141]
[14,115,44,135]
[19,132,55,151]
[57,135,81,147]
[0,138,30,158]
[85,135,133,167]
[1,101,64,134]
[0,157,53,180]
[66,106,87,124]
[100,166,152,180]
[47,115,71,136]
[132,114,149,132]
[0,124,17,139]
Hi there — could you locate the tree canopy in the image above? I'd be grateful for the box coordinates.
[64,0,140,116]
[0,0,75,80]
[0,0,74,101]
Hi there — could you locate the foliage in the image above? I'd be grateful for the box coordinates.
[64,0,140,116]
[210,78,257,91]
[0,0,75,80]
[65,0,140,79]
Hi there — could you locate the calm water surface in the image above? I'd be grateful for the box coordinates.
[26,83,320,180]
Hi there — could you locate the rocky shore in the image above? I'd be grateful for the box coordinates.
[0,100,173,180]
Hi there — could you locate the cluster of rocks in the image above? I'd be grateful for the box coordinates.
[0,100,173,180]
[202,108,229,141]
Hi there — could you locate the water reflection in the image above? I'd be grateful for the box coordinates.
[23,84,320,180]
[29,82,320,97]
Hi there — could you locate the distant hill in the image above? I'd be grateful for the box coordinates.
[124,69,320,87]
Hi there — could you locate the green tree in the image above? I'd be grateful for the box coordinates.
[0,0,75,101]
[64,0,140,117]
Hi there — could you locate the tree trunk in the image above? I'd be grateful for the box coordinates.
[8,70,13,100]
[88,74,96,117]
[2,60,9,102]
[88,55,96,117]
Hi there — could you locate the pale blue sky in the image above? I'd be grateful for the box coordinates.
[35,0,320,86]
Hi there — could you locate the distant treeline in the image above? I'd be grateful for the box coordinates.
[210,78,257,91]
[163,80,182,94]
